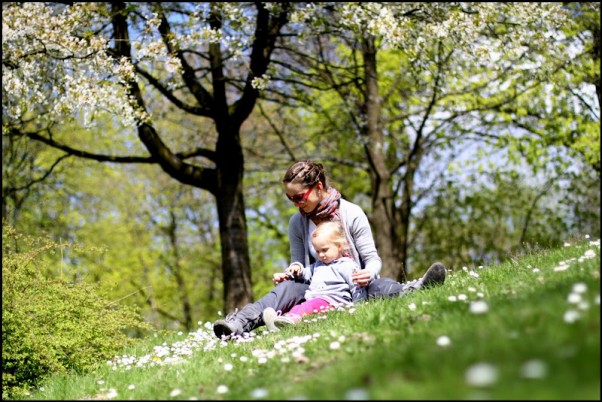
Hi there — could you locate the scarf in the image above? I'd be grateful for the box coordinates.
[300,187,352,258]
[300,187,341,223]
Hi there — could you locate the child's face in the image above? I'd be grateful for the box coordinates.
[312,235,342,264]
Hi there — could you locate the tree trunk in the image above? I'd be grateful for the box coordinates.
[110,2,258,312]
[361,36,406,282]
[215,133,253,312]
[397,166,414,282]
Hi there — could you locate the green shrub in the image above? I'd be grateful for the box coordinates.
[2,224,152,399]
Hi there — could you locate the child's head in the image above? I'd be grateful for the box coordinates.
[311,221,348,264]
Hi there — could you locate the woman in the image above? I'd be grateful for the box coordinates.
[213,160,446,339]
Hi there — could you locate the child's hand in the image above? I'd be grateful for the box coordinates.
[285,262,303,278]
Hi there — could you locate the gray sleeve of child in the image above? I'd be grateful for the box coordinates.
[300,265,313,283]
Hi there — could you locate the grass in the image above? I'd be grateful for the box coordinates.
[19,238,600,400]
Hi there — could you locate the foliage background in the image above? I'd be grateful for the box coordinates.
[2,1,600,329]
[2,225,151,399]
[1,3,600,397]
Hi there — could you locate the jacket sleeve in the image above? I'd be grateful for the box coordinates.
[288,213,307,267]
[300,265,313,283]
[344,201,382,281]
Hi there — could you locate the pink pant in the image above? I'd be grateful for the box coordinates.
[287,298,332,322]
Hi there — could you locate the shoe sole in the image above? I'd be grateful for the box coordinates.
[423,263,446,288]
[213,320,233,338]
[274,318,294,329]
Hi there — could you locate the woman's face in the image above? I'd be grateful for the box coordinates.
[283,181,323,213]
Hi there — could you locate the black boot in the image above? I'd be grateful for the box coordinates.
[213,303,263,339]
[421,262,446,288]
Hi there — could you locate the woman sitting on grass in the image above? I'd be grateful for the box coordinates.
[213,160,446,339]
[263,220,365,330]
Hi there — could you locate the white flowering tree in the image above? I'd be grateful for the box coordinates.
[3,2,598,306]
[259,2,599,279]
[2,2,293,311]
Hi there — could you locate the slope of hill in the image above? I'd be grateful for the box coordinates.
[22,238,600,400]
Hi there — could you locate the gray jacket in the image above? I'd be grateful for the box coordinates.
[299,257,366,304]
[288,198,382,281]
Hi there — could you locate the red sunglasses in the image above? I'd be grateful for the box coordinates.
[286,185,315,203]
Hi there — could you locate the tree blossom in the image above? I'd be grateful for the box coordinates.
[2,3,147,130]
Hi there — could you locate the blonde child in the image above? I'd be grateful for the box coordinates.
[263,221,366,330]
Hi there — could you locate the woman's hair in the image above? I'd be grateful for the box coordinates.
[311,221,348,249]
[282,160,329,189]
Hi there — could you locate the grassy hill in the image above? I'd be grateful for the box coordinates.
[21,238,600,400]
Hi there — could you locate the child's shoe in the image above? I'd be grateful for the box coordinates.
[273,315,297,329]
[262,307,280,332]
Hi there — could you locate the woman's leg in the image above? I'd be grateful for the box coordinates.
[213,280,309,338]
[366,277,414,298]
[257,280,310,313]
[366,263,446,298]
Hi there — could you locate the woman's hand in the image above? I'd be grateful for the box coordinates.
[273,272,290,285]
[351,269,371,287]
[274,262,304,285]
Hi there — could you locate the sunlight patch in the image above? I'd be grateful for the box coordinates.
[520,359,548,379]
[436,335,452,347]
[563,309,580,323]
[345,387,370,400]
[250,388,268,399]
[469,300,489,314]
[465,362,498,387]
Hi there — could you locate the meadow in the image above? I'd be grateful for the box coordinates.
[21,237,600,400]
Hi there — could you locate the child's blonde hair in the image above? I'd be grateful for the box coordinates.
[311,221,348,248]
